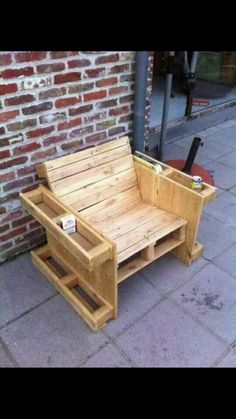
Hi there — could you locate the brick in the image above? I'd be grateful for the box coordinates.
[0,150,10,159]
[0,224,10,234]
[69,104,93,116]
[7,118,37,132]
[96,119,116,130]
[5,94,36,106]
[22,102,53,115]
[0,226,26,242]
[0,110,19,123]
[55,97,81,108]
[37,63,65,73]
[20,76,52,91]
[39,112,66,124]
[95,54,119,64]
[84,90,107,102]
[109,64,129,74]
[130,63,135,71]
[86,132,107,143]
[120,52,135,61]
[120,94,134,103]
[1,242,28,259]
[0,139,8,148]
[61,139,84,150]
[96,77,118,87]
[97,99,117,108]
[84,111,107,124]
[85,68,106,78]
[0,242,12,252]
[1,67,34,79]
[0,172,15,182]
[0,192,19,205]
[0,156,27,170]
[0,134,23,148]
[1,209,22,223]
[21,184,38,193]
[29,234,46,247]
[13,142,41,156]
[43,133,67,146]
[109,86,128,95]
[31,148,56,161]
[0,126,5,135]
[54,72,81,84]
[15,52,47,63]
[29,220,40,229]
[120,74,135,82]
[58,118,82,131]
[69,125,93,138]
[17,165,36,176]
[12,215,33,228]
[39,87,66,100]
[0,83,17,95]
[0,53,12,66]
[15,227,42,244]
[68,59,91,68]
[109,106,129,116]
[3,176,33,192]
[119,113,133,123]
[108,126,126,136]
[68,82,94,94]
[26,126,54,138]
[50,51,78,59]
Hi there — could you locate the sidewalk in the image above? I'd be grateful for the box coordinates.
[1,111,236,367]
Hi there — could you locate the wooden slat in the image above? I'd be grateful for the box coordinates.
[98,203,165,240]
[44,136,130,172]
[49,143,131,184]
[31,249,99,331]
[63,168,138,211]
[61,273,78,288]
[118,237,185,282]
[117,217,187,263]
[80,187,141,222]
[53,154,134,197]
[47,235,117,318]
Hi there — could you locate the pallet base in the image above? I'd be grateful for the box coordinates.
[31,245,113,331]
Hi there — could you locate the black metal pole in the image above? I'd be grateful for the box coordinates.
[158,51,175,161]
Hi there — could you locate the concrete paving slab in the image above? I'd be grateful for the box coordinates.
[213,243,236,278]
[140,254,207,296]
[170,263,236,344]
[115,299,226,367]
[0,295,108,367]
[0,342,14,368]
[198,212,236,260]
[104,273,162,339]
[0,253,57,328]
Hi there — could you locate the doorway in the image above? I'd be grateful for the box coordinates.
[149,51,236,132]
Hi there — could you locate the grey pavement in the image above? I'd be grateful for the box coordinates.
[1,107,236,367]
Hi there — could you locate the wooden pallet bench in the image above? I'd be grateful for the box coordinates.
[20,136,216,331]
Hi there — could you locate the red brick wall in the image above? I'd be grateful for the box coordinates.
[0,51,135,263]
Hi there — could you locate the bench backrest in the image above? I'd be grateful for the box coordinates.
[37,136,139,211]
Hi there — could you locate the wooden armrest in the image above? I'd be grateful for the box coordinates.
[20,187,110,272]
